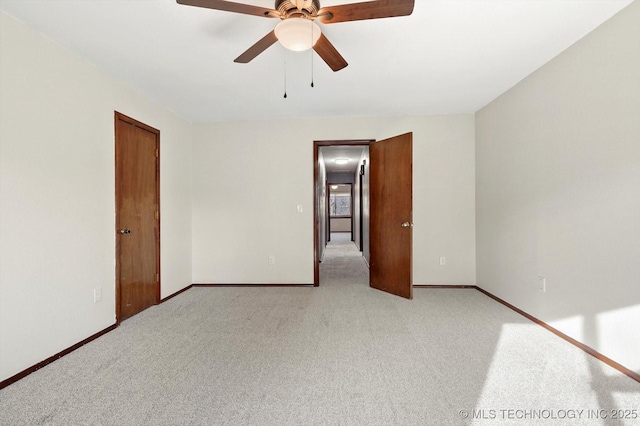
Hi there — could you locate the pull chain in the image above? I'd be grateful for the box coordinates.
[310,23,315,88]
[311,51,314,88]
[283,59,288,99]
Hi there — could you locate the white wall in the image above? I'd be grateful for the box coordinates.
[330,218,352,233]
[353,149,368,256]
[192,114,475,285]
[0,12,193,382]
[476,2,640,372]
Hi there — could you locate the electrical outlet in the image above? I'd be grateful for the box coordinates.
[439,257,446,266]
[93,287,102,303]
[268,255,276,265]
[296,204,303,213]
[539,277,546,292]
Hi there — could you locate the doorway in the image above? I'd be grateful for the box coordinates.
[327,183,353,242]
[314,141,371,285]
[115,112,160,322]
[313,133,413,299]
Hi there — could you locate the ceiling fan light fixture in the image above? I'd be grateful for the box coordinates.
[275,18,321,52]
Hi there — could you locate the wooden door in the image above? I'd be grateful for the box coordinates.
[115,112,160,321]
[369,132,413,299]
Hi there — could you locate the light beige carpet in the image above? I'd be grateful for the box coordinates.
[1,237,638,425]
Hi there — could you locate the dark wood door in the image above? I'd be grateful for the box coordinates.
[115,112,160,321]
[369,132,413,299]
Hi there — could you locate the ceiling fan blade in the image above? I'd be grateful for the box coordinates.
[234,30,278,63]
[313,33,348,72]
[176,0,278,18]
[318,0,414,24]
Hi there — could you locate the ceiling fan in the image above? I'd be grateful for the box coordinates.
[176,0,415,71]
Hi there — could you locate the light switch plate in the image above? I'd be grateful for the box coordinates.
[93,287,102,303]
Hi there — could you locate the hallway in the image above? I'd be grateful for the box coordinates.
[320,233,369,288]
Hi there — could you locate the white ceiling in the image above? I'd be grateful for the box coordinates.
[321,145,365,173]
[0,0,632,123]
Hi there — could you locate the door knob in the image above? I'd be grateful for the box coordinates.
[401,222,413,228]
[119,229,131,234]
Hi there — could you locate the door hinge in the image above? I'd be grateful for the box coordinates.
[155,211,159,220]
[156,273,159,283]
[155,149,159,158]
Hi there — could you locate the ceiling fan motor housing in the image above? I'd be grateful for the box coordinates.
[276,0,321,19]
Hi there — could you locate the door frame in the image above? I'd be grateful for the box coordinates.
[326,182,331,243]
[313,139,373,286]
[358,170,364,251]
[114,111,161,323]
[327,182,354,242]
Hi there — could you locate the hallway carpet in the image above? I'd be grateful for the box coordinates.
[1,238,638,425]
